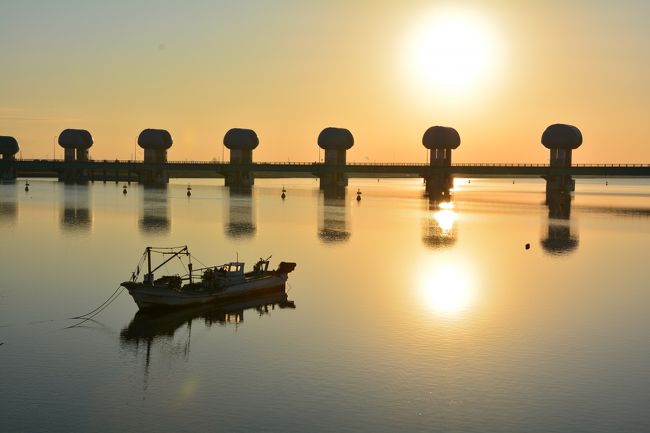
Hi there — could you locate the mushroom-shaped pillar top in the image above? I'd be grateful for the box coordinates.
[58,129,93,149]
[223,128,259,150]
[542,124,582,149]
[422,126,461,149]
[0,136,19,154]
[138,129,173,150]
[318,127,354,150]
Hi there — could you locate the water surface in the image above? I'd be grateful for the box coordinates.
[1,177,649,433]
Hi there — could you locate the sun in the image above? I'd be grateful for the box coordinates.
[404,8,501,96]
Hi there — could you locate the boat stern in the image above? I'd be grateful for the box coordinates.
[276,262,296,275]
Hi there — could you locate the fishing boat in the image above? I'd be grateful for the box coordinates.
[121,246,296,309]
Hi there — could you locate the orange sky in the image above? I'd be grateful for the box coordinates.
[1,1,649,164]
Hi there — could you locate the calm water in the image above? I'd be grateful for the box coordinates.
[1,177,649,433]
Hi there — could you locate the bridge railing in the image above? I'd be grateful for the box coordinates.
[9,159,650,168]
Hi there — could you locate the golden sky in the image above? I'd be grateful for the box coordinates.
[1,1,649,163]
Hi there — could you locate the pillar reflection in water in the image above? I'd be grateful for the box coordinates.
[541,190,578,255]
[318,187,350,243]
[61,183,92,232]
[422,197,458,249]
[225,187,256,239]
[0,182,18,224]
[139,186,170,234]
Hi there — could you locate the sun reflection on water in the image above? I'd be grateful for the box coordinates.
[433,202,457,233]
[418,261,476,317]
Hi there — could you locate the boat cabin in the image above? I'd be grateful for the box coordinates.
[217,262,245,275]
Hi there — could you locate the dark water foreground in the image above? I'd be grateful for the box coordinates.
[1,178,649,433]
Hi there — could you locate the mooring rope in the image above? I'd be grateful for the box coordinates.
[66,286,125,328]
[69,284,124,320]
[68,253,146,325]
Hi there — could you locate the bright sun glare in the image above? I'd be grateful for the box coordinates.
[405,8,500,96]
[419,262,475,316]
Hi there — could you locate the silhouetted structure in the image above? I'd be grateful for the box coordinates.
[223,128,259,188]
[61,183,92,231]
[318,127,354,189]
[225,187,256,239]
[422,126,460,197]
[139,185,170,233]
[58,129,93,182]
[138,129,172,184]
[6,123,646,198]
[318,187,350,243]
[59,129,93,162]
[0,136,19,179]
[541,190,578,255]
[542,124,582,194]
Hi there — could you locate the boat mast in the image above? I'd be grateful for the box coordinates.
[188,254,193,284]
[146,247,152,282]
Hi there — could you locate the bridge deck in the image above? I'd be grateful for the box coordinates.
[3,159,650,179]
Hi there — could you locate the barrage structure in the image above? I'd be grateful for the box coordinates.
[2,125,650,196]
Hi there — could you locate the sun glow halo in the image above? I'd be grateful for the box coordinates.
[405,9,500,96]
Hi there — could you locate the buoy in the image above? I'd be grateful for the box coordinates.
[187,185,192,197]
[605,181,608,186]
[513,179,515,184]
[123,187,127,195]
[356,188,362,202]
[25,180,30,192]
[281,186,286,200]
[525,243,530,250]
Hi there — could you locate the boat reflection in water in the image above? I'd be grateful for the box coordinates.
[120,290,295,368]
[0,182,17,224]
[318,187,350,243]
[541,191,578,255]
[139,185,170,233]
[225,187,256,239]
[422,198,458,249]
[61,183,92,232]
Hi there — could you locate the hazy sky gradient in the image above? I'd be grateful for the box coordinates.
[1,0,649,163]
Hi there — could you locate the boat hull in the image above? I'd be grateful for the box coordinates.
[122,274,289,310]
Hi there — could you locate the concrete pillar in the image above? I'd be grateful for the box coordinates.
[58,129,93,182]
[424,175,454,200]
[318,127,353,189]
[223,128,258,188]
[542,124,582,194]
[422,126,460,197]
[138,129,172,185]
[64,148,76,162]
[0,136,19,180]
[76,148,89,162]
